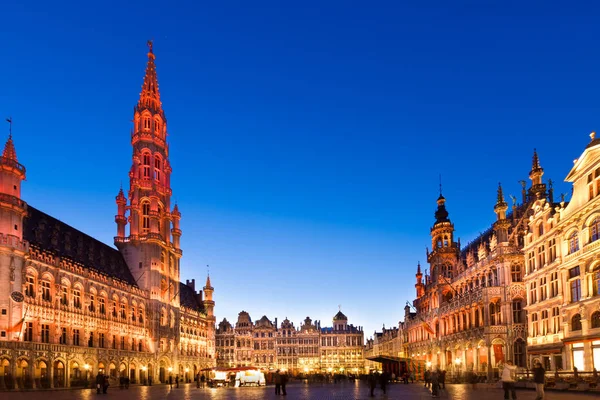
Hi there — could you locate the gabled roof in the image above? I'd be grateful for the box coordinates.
[23,205,137,286]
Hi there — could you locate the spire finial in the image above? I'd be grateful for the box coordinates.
[417,261,421,274]
[497,182,505,204]
[6,117,12,139]
[338,304,341,312]
[439,174,443,196]
[532,148,541,170]
[591,131,596,141]
[147,39,153,54]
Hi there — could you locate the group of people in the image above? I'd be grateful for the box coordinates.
[95,374,110,394]
[501,359,546,400]
[273,369,288,395]
[423,369,446,397]
[367,371,389,397]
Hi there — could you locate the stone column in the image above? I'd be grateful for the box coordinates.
[29,360,36,389]
[487,346,493,382]
[49,357,54,388]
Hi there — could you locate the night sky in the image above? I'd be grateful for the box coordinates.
[2,1,600,339]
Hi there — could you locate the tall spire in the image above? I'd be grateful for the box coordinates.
[532,148,541,171]
[137,40,162,114]
[529,148,546,199]
[496,182,506,206]
[2,135,17,162]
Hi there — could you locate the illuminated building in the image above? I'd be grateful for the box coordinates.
[401,154,553,379]
[215,310,364,374]
[0,42,215,389]
[524,133,600,372]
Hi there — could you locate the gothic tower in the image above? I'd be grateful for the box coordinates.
[415,262,424,298]
[427,192,459,283]
[0,129,29,340]
[114,41,182,352]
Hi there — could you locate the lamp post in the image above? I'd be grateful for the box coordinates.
[141,366,147,386]
[185,368,189,383]
[454,358,462,382]
[83,364,90,382]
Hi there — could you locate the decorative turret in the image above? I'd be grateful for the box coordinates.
[203,274,214,318]
[115,186,127,238]
[529,149,547,200]
[171,203,181,249]
[415,261,424,297]
[0,121,27,240]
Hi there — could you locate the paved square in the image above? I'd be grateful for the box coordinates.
[0,382,598,400]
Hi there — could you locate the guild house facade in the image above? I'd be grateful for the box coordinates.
[0,42,216,389]
[216,311,364,375]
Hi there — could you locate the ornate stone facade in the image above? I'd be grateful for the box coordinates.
[0,42,216,389]
[215,311,364,375]
[524,133,600,372]
[401,157,552,379]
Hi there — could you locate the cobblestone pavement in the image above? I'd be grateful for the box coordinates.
[1,382,599,400]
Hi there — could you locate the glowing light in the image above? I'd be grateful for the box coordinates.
[185,368,189,372]
[141,366,147,371]
[84,364,90,370]
[426,361,432,368]
[454,358,462,365]
[168,367,173,372]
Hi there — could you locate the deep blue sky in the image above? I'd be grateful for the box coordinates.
[2,1,599,339]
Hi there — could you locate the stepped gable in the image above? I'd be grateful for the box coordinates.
[23,205,137,286]
[179,282,205,312]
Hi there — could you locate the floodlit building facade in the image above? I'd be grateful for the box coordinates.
[402,153,556,379]
[215,311,365,374]
[0,42,215,389]
[524,133,600,372]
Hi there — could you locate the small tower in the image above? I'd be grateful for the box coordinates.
[415,262,425,297]
[171,203,181,250]
[203,274,214,318]
[115,186,127,238]
[494,183,510,243]
[428,189,459,282]
[0,126,29,340]
[529,149,547,200]
[333,309,348,331]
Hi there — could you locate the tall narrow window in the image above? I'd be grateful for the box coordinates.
[154,157,161,182]
[569,232,579,254]
[41,324,50,343]
[490,302,501,325]
[550,272,559,297]
[99,333,105,348]
[590,218,600,243]
[541,310,549,335]
[25,276,35,298]
[569,266,581,302]
[60,327,67,344]
[548,239,556,263]
[41,281,51,301]
[120,304,126,319]
[73,289,81,309]
[511,264,522,282]
[593,266,600,296]
[142,202,150,233]
[89,294,95,312]
[531,313,539,336]
[143,153,151,178]
[143,117,151,130]
[99,297,106,314]
[73,329,80,346]
[61,286,68,305]
[88,332,94,347]
[552,307,561,334]
[538,245,546,269]
[530,281,537,304]
[512,300,523,323]
[25,322,33,342]
[528,252,535,274]
[571,314,582,331]
[540,277,547,301]
[514,339,526,367]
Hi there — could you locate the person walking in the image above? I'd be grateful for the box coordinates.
[379,372,388,395]
[430,370,440,398]
[500,360,517,400]
[533,362,545,400]
[274,370,281,395]
[95,373,103,394]
[368,372,377,397]
[281,371,288,396]
[440,370,446,389]
[175,375,179,388]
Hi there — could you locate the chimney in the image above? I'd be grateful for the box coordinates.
[186,279,195,291]
[197,290,203,304]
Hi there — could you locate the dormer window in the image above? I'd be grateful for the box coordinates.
[588,168,600,200]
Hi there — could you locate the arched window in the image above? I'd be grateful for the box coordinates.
[571,314,582,331]
[511,264,522,282]
[142,153,151,178]
[443,236,449,247]
[142,202,150,233]
[154,157,161,182]
[538,223,544,237]
[154,119,161,133]
[143,117,151,130]
[591,218,600,242]
[569,232,579,254]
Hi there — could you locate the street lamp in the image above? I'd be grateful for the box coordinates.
[454,358,462,380]
[426,361,432,369]
[83,364,90,381]
[141,366,147,385]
